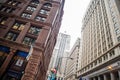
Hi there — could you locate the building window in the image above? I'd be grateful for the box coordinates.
[6,0,21,6]
[0,6,15,13]
[30,0,39,6]
[21,13,31,19]
[23,37,36,45]
[103,54,108,60]
[43,3,52,9]
[117,36,120,42]
[98,58,102,63]
[94,61,97,66]
[114,23,119,29]
[109,50,115,57]
[15,58,24,66]
[26,6,36,12]
[12,22,25,31]
[39,9,49,15]
[5,32,18,41]
[28,26,41,35]
[0,16,7,25]
[35,16,46,22]
[115,28,120,35]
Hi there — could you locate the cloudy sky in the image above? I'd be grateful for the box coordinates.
[59,0,91,48]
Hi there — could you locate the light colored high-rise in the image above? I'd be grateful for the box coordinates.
[77,0,120,80]
[48,33,70,80]
[65,38,81,80]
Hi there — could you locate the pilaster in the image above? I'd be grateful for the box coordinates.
[0,48,16,78]
[21,50,42,80]
[110,72,115,80]
[103,74,107,80]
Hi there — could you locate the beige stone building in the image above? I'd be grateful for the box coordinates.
[65,38,80,80]
[77,0,120,80]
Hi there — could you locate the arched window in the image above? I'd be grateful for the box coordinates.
[31,0,40,6]
[43,3,52,9]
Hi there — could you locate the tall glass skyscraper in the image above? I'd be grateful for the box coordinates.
[48,33,70,80]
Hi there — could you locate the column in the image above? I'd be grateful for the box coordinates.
[98,76,101,80]
[21,51,42,80]
[16,22,30,43]
[118,70,120,80]
[0,48,16,78]
[110,72,115,80]
[93,77,96,80]
[103,74,107,80]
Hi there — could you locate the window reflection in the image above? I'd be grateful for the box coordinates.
[12,22,25,31]
[28,26,41,35]
[0,16,7,25]
[26,6,36,12]
[0,6,15,13]
[21,13,31,19]
[35,16,46,22]
[39,9,49,15]
[23,37,35,45]
[5,32,18,41]
[6,0,21,6]
[43,3,52,9]
[30,0,39,6]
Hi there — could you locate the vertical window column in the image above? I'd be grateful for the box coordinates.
[118,70,120,80]
[0,18,14,38]
[110,72,116,80]
[0,48,16,77]
[16,23,30,43]
[103,74,107,80]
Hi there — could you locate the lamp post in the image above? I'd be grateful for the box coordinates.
[63,57,73,80]
[57,57,73,80]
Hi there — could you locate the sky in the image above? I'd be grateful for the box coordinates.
[59,0,91,48]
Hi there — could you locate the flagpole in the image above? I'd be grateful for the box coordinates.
[26,45,33,60]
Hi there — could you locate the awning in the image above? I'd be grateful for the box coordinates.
[0,45,10,53]
[17,51,28,58]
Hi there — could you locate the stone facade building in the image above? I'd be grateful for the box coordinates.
[65,38,80,80]
[77,0,120,80]
[0,0,65,80]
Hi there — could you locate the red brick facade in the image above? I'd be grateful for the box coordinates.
[0,0,64,80]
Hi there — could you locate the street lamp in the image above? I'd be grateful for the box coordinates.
[63,57,74,80]
[57,57,74,80]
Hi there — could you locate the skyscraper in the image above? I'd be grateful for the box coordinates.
[0,0,65,80]
[77,0,120,80]
[48,33,70,80]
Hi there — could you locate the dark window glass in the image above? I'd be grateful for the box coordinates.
[39,9,49,15]
[35,16,46,22]
[12,22,25,31]
[43,3,52,8]
[23,37,36,45]
[0,6,15,13]
[21,13,31,19]
[0,16,7,25]
[26,6,36,12]
[28,26,41,35]
[7,0,21,6]
[30,0,39,6]
[5,32,18,41]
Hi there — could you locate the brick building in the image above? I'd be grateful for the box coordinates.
[0,0,65,80]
